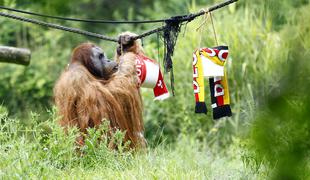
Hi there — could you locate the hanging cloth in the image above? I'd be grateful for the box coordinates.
[136,54,170,100]
[192,46,232,119]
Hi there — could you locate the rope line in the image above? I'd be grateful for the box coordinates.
[0,12,118,42]
[0,0,237,24]
[210,13,219,46]
[132,0,238,40]
[0,5,166,24]
[0,0,238,42]
[196,12,210,48]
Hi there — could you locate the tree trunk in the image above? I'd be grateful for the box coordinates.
[0,46,31,66]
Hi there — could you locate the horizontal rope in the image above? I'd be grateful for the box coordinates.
[0,0,237,25]
[0,5,166,24]
[0,12,118,42]
[0,0,238,42]
[133,0,238,40]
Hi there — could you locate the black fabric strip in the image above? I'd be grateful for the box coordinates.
[209,78,232,120]
[213,105,232,120]
[209,77,217,106]
[195,102,208,114]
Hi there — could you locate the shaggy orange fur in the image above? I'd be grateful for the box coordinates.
[54,40,146,148]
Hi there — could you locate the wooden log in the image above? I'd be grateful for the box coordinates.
[0,46,31,66]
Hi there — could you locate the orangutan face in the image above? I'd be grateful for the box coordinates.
[90,46,118,79]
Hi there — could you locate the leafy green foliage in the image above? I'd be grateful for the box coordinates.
[248,5,310,179]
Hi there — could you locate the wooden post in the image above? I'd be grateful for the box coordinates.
[0,46,31,66]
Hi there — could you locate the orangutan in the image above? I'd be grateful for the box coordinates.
[53,33,146,148]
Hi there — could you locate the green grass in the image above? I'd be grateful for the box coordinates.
[0,109,265,179]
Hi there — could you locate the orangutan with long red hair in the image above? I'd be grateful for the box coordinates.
[53,32,146,148]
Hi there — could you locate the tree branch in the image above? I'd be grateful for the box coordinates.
[0,46,31,66]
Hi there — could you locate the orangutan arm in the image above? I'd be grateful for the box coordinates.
[117,52,137,76]
[107,52,140,90]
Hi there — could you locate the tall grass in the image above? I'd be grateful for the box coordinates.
[0,107,266,179]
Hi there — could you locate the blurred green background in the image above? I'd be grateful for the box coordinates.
[0,0,309,179]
